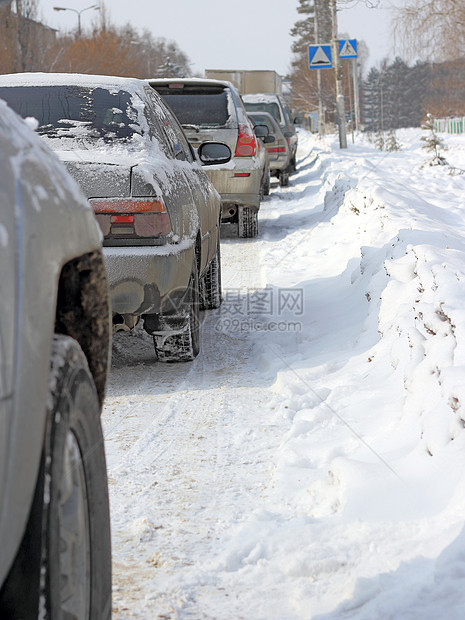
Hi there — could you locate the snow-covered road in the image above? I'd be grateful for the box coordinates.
[103,129,465,619]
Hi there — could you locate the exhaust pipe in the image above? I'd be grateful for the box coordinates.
[222,205,237,219]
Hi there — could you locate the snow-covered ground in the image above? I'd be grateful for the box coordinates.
[102,128,465,619]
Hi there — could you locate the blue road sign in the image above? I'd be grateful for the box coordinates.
[308,45,332,69]
[339,39,357,59]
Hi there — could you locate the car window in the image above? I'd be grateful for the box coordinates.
[0,85,141,141]
[243,101,283,125]
[142,90,187,161]
[147,90,195,163]
[281,104,293,128]
[153,85,230,127]
[249,114,274,133]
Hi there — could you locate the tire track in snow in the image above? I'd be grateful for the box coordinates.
[103,234,284,617]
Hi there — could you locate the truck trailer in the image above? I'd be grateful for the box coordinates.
[204,69,282,95]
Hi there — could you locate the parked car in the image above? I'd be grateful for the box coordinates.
[251,121,272,198]
[0,100,111,618]
[249,111,291,187]
[0,73,230,362]
[242,93,298,173]
[149,78,263,238]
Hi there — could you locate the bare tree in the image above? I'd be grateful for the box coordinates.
[394,0,465,62]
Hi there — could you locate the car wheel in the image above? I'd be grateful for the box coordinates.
[264,167,271,196]
[154,258,201,362]
[279,171,290,187]
[200,235,222,310]
[238,206,258,238]
[44,335,111,619]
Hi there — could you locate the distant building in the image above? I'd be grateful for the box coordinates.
[0,7,58,72]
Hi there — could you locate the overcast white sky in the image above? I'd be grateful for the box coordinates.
[38,0,403,75]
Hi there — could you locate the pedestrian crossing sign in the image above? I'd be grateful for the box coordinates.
[339,39,357,58]
[308,45,332,69]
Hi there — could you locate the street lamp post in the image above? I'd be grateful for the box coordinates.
[53,4,100,37]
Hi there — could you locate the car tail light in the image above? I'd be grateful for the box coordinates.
[90,198,171,242]
[235,123,257,157]
[267,146,287,153]
[234,173,251,177]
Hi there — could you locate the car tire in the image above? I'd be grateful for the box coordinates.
[238,206,258,238]
[279,171,290,187]
[42,335,111,619]
[200,235,222,310]
[154,259,201,362]
[263,168,271,196]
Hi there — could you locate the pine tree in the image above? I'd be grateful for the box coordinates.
[362,67,381,132]
[290,0,316,55]
[420,113,448,166]
[374,130,385,150]
[385,129,402,151]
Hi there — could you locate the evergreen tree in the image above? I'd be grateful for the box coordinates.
[420,113,448,166]
[361,67,381,132]
[385,129,402,151]
[290,0,316,55]
[289,0,334,123]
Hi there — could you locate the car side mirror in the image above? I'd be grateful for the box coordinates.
[198,142,231,165]
[253,124,269,138]
[283,131,293,138]
[263,135,275,144]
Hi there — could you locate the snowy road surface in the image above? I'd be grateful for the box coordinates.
[102,129,465,619]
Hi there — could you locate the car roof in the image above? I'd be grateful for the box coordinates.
[148,77,236,90]
[242,93,283,102]
[0,72,147,93]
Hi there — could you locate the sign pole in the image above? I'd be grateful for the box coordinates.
[330,0,347,148]
[314,0,325,137]
[353,58,360,132]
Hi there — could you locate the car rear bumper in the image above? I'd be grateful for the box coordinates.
[103,241,195,316]
[268,153,291,172]
[205,163,261,201]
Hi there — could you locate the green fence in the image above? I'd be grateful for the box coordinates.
[434,118,465,134]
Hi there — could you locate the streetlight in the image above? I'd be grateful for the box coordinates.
[53,4,100,37]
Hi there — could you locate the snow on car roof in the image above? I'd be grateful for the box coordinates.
[242,93,282,103]
[0,72,146,93]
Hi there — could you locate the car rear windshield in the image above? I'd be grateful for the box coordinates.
[0,85,140,141]
[244,101,282,125]
[153,85,230,127]
[249,114,275,133]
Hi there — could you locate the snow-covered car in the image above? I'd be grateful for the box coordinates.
[0,73,230,362]
[149,78,263,238]
[249,111,291,187]
[0,101,111,617]
[243,93,298,174]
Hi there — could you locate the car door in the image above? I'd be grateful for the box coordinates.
[0,135,16,507]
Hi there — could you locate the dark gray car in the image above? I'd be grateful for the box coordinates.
[243,93,298,174]
[0,73,230,362]
[0,100,111,618]
[249,111,291,187]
